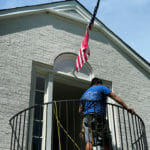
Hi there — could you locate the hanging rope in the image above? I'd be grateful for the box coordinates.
[53,2,101,149]
[54,101,80,150]
[54,101,62,150]
[88,0,101,29]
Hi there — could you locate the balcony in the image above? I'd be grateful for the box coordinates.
[9,100,148,150]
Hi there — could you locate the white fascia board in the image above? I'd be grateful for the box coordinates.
[0,1,89,25]
[0,1,75,20]
[45,8,88,24]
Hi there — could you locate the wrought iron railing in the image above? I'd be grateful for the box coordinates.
[9,100,148,150]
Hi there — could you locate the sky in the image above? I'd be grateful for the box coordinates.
[0,0,150,63]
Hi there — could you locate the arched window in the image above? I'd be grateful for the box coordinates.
[53,53,93,80]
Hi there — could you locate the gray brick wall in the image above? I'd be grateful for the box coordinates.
[0,12,149,149]
[90,29,150,146]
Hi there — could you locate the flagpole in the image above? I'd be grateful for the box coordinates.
[74,0,101,73]
[88,0,100,29]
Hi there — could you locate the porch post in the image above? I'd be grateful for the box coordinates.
[46,74,53,150]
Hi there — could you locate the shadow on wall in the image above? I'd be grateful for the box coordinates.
[110,40,150,80]
[1,10,149,79]
[0,11,108,44]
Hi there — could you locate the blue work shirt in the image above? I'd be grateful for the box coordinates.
[80,85,111,116]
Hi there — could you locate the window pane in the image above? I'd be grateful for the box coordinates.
[35,91,44,104]
[34,106,43,120]
[32,137,42,150]
[33,121,43,137]
[36,77,45,91]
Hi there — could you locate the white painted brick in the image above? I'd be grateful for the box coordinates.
[0,12,150,149]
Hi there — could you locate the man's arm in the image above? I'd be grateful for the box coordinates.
[108,92,135,114]
[78,104,84,114]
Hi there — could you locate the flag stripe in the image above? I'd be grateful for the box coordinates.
[77,56,81,69]
[75,29,90,72]
[79,51,82,67]
[81,47,86,64]
[84,50,88,61]
[75,61,79,72]
[80,49,84,66]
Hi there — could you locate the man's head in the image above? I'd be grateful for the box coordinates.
[90,77,103,86]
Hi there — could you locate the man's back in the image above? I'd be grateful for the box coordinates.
[80,85,111,115]
[79,77,135,150]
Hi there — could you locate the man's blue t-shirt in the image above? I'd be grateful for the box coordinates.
[80,85,111,116]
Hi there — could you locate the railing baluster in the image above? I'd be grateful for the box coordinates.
[17,114,22,150]
[135,115,141,150]
[12,117,16,150]
[21,111,26,150]
[8,100,148,150]
[140,119,144,150]
[106,104,112,149]
[142,121,147,150]
[10,119,15,150]
[141,120,145,150]
[138,118,144,150]
[142,121,146,150]
[117,107,123,150]
[112,105,118,149]
[135,116,140,150]
[123,109,129,150]
[143,122,148,150]
[131,114,137,149]
[59,101,61,149]
[13,115,18,150]
[127,110,133,149]
[73,100,75,150]
[142,120,147,150]
[45,104,48,150]
[26,109,31,150]
[66,101,69,150]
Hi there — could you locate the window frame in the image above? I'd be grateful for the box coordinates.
[30,61,118,150]
[28,63,53,150]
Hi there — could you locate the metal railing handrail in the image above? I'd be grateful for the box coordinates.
[9,99,148,150]
[9,99,143,122]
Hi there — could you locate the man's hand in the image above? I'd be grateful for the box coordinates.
[78,105,84,114]
[127,107,135,114]
[109,92,136,114]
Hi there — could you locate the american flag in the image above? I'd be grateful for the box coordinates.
[75,28,90,72]
[75,0,100,72]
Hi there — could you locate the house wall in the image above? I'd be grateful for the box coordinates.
[0,11,149,149]
[89,29,150,145]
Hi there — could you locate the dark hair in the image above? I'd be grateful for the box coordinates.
[90,77,103,86]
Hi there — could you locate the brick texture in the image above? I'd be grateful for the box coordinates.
[0,12,149,149]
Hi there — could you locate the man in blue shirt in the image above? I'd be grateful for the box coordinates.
[79,77,135,150]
